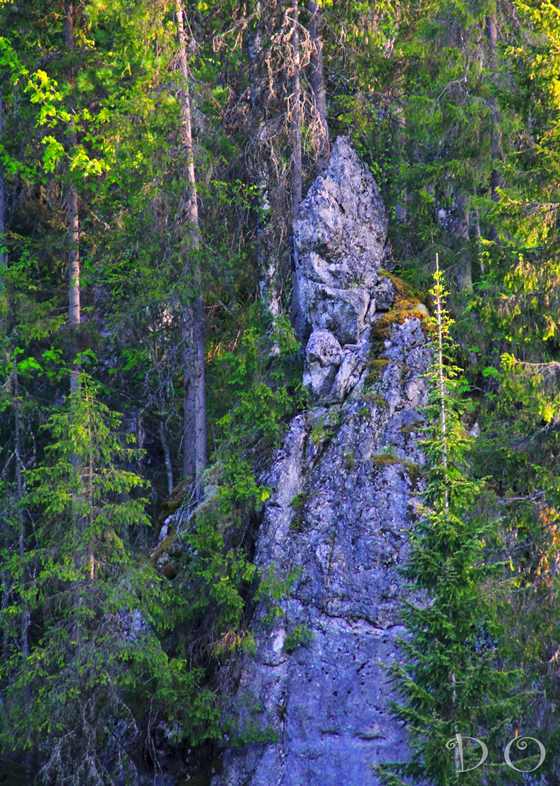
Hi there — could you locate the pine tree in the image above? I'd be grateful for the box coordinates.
[380,260,524,786]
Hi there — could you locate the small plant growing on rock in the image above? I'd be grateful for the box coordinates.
[371,448,401,466]
[257,566,302,625]
[363,391,389,409]
[284,624,313,653]
[310,408,341,447]
[310,416,329,445]
[290,491,307,511]
[290,491,308,531]
[365,356,390,386]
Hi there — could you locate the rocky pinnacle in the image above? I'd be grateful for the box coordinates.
[214,137,431,786]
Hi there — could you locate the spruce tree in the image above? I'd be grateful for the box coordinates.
[0,374,217,784]
[380,260,524,786]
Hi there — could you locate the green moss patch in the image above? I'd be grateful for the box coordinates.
[365,357,390,386]
[373,272,430,340]
[371,452,424,487]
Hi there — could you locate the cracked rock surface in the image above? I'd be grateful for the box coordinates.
[213,138,431,786]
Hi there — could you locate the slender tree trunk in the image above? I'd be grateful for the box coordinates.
[395,104,408,225]
[0,94,5,279]
[13,374,30,659]
[64,3,89,650]
[290,0,303,220]
[289,0,304,337]
[175,0,207,497]
[307,0,329,166]
[67,187,80,392]
[250,4,285,323]
[64,1,81,395]
[0,574,8,660]
[472,207,484,275]
[247,2,278,318]
[4,95,33,777]
[2,89,31,680]
[452,190,472,293]
[486,11,502,220]
[0,91,7,335]
[159,419,174,497]
[435,253,449,514]
[0,91,8,663]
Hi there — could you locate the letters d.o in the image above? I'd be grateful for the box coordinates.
[447,734,546,774]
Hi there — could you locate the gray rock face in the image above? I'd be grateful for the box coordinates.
[214,139,431,786]
[293,135,388,349]
[294,136,394,405]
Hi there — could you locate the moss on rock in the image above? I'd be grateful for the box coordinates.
[372,272,430,340]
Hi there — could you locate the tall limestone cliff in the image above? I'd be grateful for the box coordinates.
[214,137,431,786]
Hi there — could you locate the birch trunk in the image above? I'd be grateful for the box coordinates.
[64,1,81,395]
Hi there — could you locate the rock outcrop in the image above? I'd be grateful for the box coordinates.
[214,137,431,786]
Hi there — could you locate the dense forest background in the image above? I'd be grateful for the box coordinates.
[0,0,560,784]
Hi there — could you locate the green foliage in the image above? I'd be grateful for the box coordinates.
[212,313,303,458]
[0,376,218,780]
[256,566,302,625]
[226,718,279,748]
[283,624,313,654]
[381,267,523,786]
[1,0,560,780]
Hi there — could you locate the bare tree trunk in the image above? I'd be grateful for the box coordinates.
[64,1,81,395]
[13,394,34,778]
[67,186,80,392]
[13,374,30,659]
[0,577,7,660]
[395,104,408,225]
[452,190,473,293]
[435,253,449,514]
[64,3,90,648]
[472,207,484,275]
[307,0,329,166]
[290,0,303,220]
[175,0,207,497]
[0,94,5,279]
[247,2,278,318]
[4,96,33,778]
[0,91,8,336]
[1,91,31,675]
[486,12,502,209]
[0,92,8,663]
[159,419,174,497]
[249,5,286,323]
